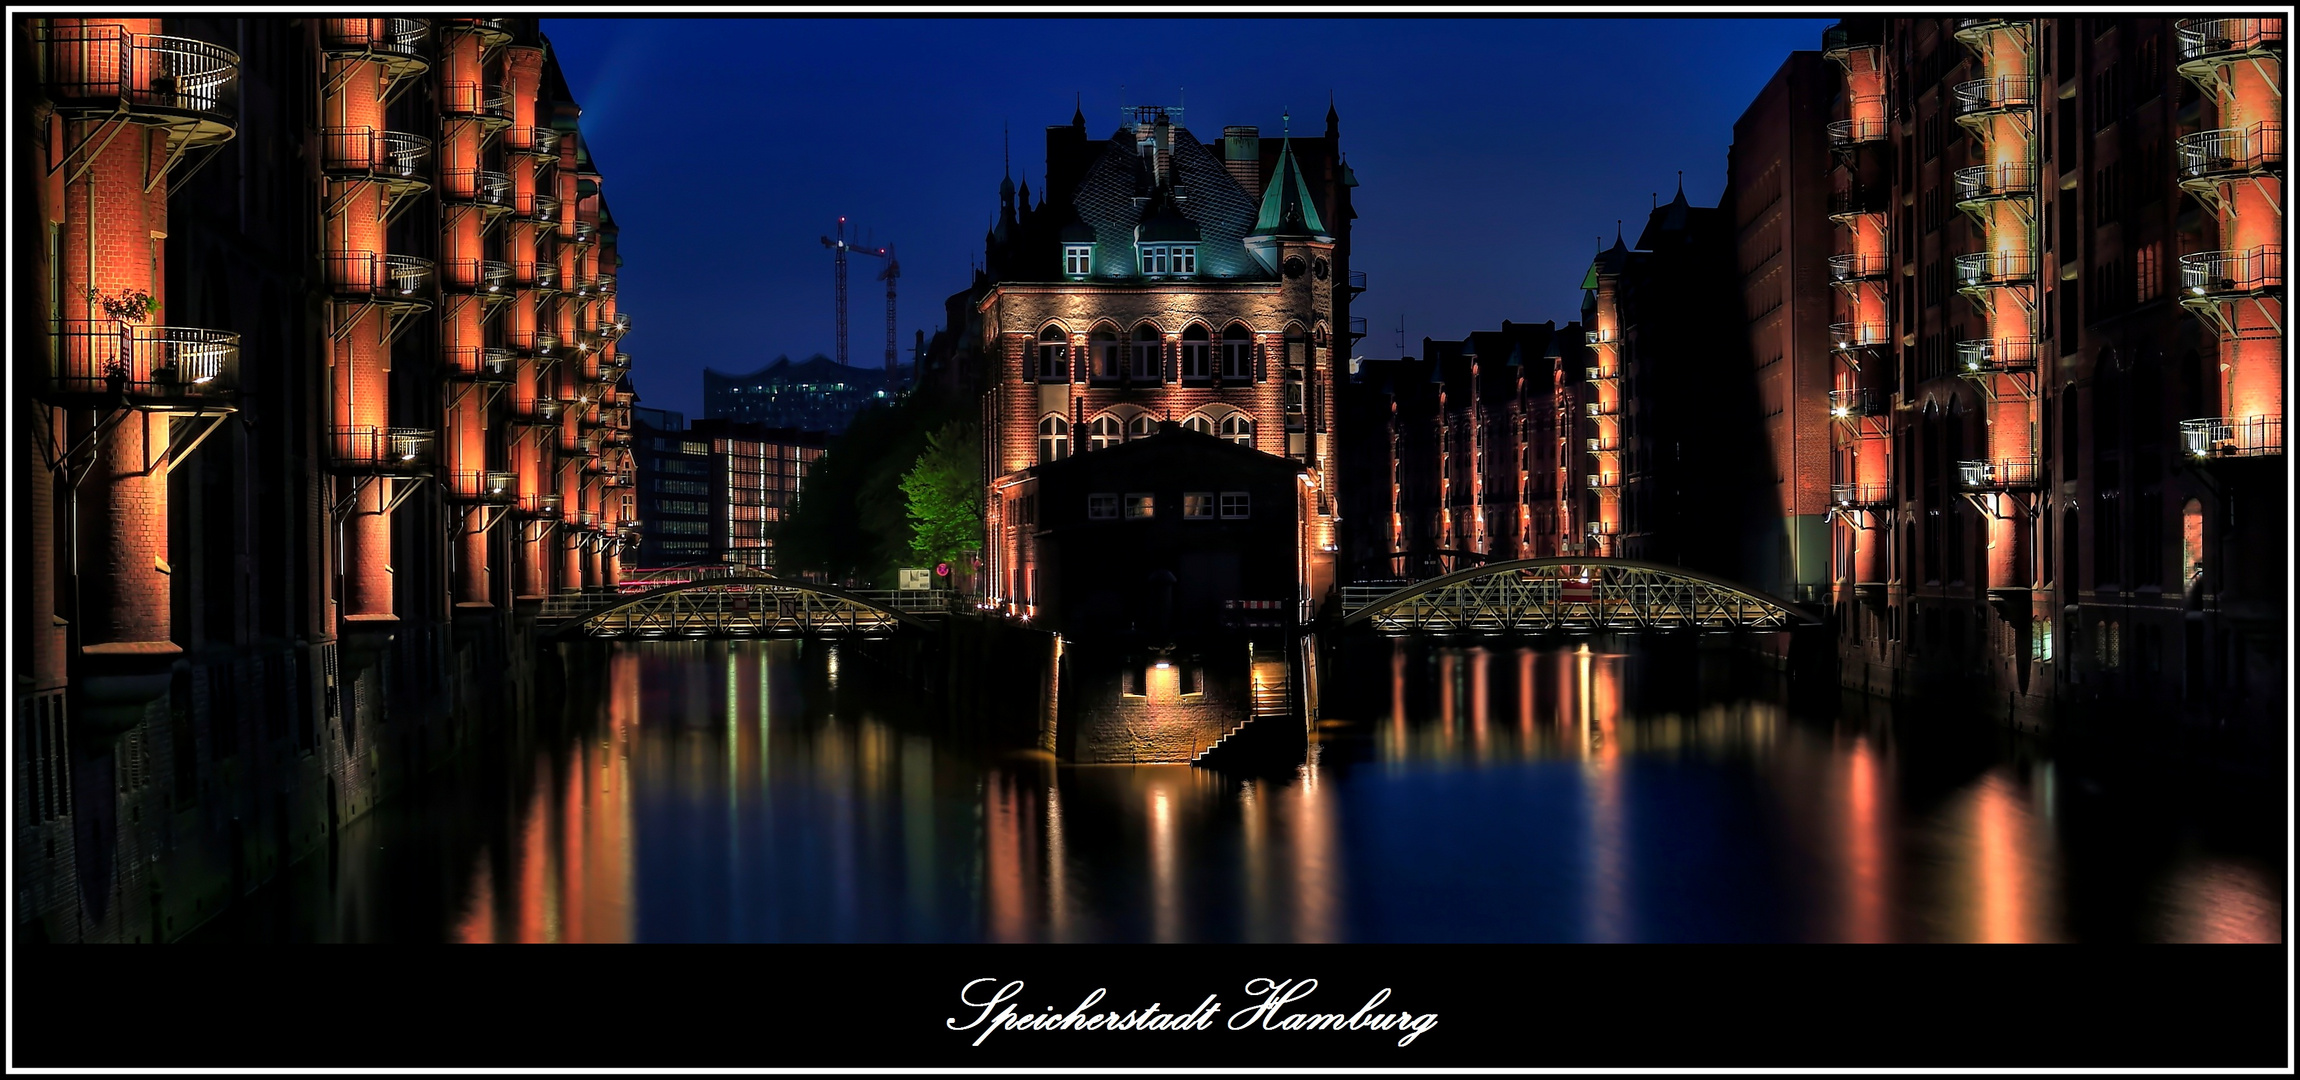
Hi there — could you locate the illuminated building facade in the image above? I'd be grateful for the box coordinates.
[14,17,639,941]
[629,416,822,569]
[1816,17,2284,731]
[977,102,1358,624]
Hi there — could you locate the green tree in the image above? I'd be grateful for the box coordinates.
[899,421,982,568]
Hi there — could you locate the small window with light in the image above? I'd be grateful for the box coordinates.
[1088,493,1119,519]
[1220,492,1250,519]
[1064,245,1092,276]
[1138,244,1196,277]
[1125,493,1155,519]
[1184,492,1214,519]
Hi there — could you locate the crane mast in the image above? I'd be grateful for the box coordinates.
[820,217,900,391]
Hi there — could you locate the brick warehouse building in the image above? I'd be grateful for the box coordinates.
[14,18,640,942]
[1813,17,2284,735]
[976,102,1359,625]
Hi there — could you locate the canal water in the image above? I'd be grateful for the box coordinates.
[194,637,2283,943]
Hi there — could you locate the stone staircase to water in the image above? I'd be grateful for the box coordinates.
[1192,644,1296,768]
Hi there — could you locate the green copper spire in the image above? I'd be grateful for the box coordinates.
[1250,137,1327,238]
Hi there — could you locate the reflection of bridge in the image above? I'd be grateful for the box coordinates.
[1340,558,1820,634]
[539,574,947,639]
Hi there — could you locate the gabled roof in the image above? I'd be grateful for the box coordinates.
[1064,125,1262,280]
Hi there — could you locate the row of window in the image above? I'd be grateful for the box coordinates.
[1037,412,1254,462]
[656,498,707,515]
[656,520,708,535]
[1086,492,1251,520]
[1060,243,1200,278]
[1035,323,1258,382]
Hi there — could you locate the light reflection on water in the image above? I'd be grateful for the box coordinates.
[219,638,2281,943]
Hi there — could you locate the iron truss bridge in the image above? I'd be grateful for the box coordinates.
[538,576,947,640]
[1339,557,1820,634]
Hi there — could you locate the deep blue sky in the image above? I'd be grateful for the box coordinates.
[544,17,1832,419]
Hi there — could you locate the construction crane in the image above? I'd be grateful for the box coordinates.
[820,218,901,391]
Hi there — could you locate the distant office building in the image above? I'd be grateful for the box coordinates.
[629,416,823,568]
[633,406,684,430]
[703,354,893,435]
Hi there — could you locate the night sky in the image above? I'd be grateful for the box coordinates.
[543,16,1833,420]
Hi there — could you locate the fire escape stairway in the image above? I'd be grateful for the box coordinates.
[1192,644,1295,767]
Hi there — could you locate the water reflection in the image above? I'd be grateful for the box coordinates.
[207,637,2280,943]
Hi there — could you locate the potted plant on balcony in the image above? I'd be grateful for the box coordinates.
[87,286,159,389]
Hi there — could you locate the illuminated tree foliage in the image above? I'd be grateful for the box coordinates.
[899,421,983,568]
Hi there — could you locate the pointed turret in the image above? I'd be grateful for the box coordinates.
[1249,137,1330,239]
[1325,93,1339,140]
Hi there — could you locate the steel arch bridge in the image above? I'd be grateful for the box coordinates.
[539,576,944,640]
[1339,557,1820,634]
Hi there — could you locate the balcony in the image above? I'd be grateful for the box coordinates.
[325,252,433,306]
[1586,436,1620,453]
[514,492,563,519]
[444,470,518,504]
[1585,400,1618,417]
[1831,482,1892,506]
[1827,186,1887,221]
[530,193,561,224]
[1829,388,1885,418]
[442,345,515,382]
[1956,459,2043,491]
[507,124,562,156]
[597,274,618,299]
[2175,18,2284,65]
[528,330,561,357]
[605,312,632,339]
[1952,16,2029,40]
[605,470,634,488]
[440,167,512,210]
[1586,520,1618,537]
[1952,76,2037,120]
[1584,365,1617,382]
[1828,251,1890,285]
[2181,416,2283,459]
[1827,115,1889,148]
[319,128,431,191]
[2178,123,2284,187]
[318,19,428,75]
[34,26,239,146]
[1584,328,1616,346]
[1954,250,2037,289]
[43,321,238,409]
[572,220,598,244]
[1953,162,2038,207]
[439,257,514,297]
[1821,19,1882,61]
[447,17,514,48]
[1955,337,2037,376]
[512,398,564,425]
[574,510,602,531]
[1348,269,1368,296]
[1830,321,1891,351]
[2180,246,2283,303]
[329,426,434,475]
[534,263,562,293]
[1586,473,1620,490]
[1347,315,1367,342]
[441,81,510,126]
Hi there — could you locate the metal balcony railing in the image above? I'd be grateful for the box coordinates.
[606,471,635,488]
[1830,321,1891,350]
[319,127,430,180]
[513,398,564,424]
[1586,520,1619,537]
[330,426,434,472]
[444,470,518,503]
[1955,250,2037,288]
[1827,187,1887,220]
[2181,416,2283,459]
[319,18,428,61]
[441,167,511,208]
[2181,246,2284,300]
[441,81,510,121]
[607,312,632,338]
[1585,400,1618,417]
[1347,315,1368,340]
[439,257,514,295]
[1348,269,1368,295]
[572,220,598,244]
[1832,483,1892,506]
[597,274,617,298]
[530,193,560,223]
[530,330,561,356]
[575,510,601,530]
[2175,18,2285,63]
[516,492,563,518]
[325,251,432,301]
[1586,473,1620,490]
[441,344,515,381]
[34,25,239,133]
[507,124,562,154]
[44,321,239,404]
[1586,436,1620,453]
[1822,20,1881,59]
[2178,123,2285,183]
[1827,115,1889,147]
[1829,388,1885,417]
[1953,162,2039,204]
[1957,459,2042,491]
[1828,252,1891,283]
[534,264,562,293]
[1585,365,1616,382]
[1585,328,1615,346]
[1953,75,2037,118]
[1955,337,2037,375]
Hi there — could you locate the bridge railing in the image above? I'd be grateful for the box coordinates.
[538,578,951,633]
[1343,560,1813,632]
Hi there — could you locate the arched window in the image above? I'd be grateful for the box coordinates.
[1088,414,1123,451]
[1131,323,1162,381]
[1180,323,1212,380]
[1221,324,1253,379]
[1038,414,1069,463]
[1127,413,1158,441]
[1092,327,1122,381]
[1037,325,1069,383]
[1219,413,1254,448]
[1181,413,1214,436]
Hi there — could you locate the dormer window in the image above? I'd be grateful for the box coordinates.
[1138,244,1195,277]
[1064,244,1092,276]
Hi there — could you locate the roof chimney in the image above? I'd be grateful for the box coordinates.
[1223,125,1261,199]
